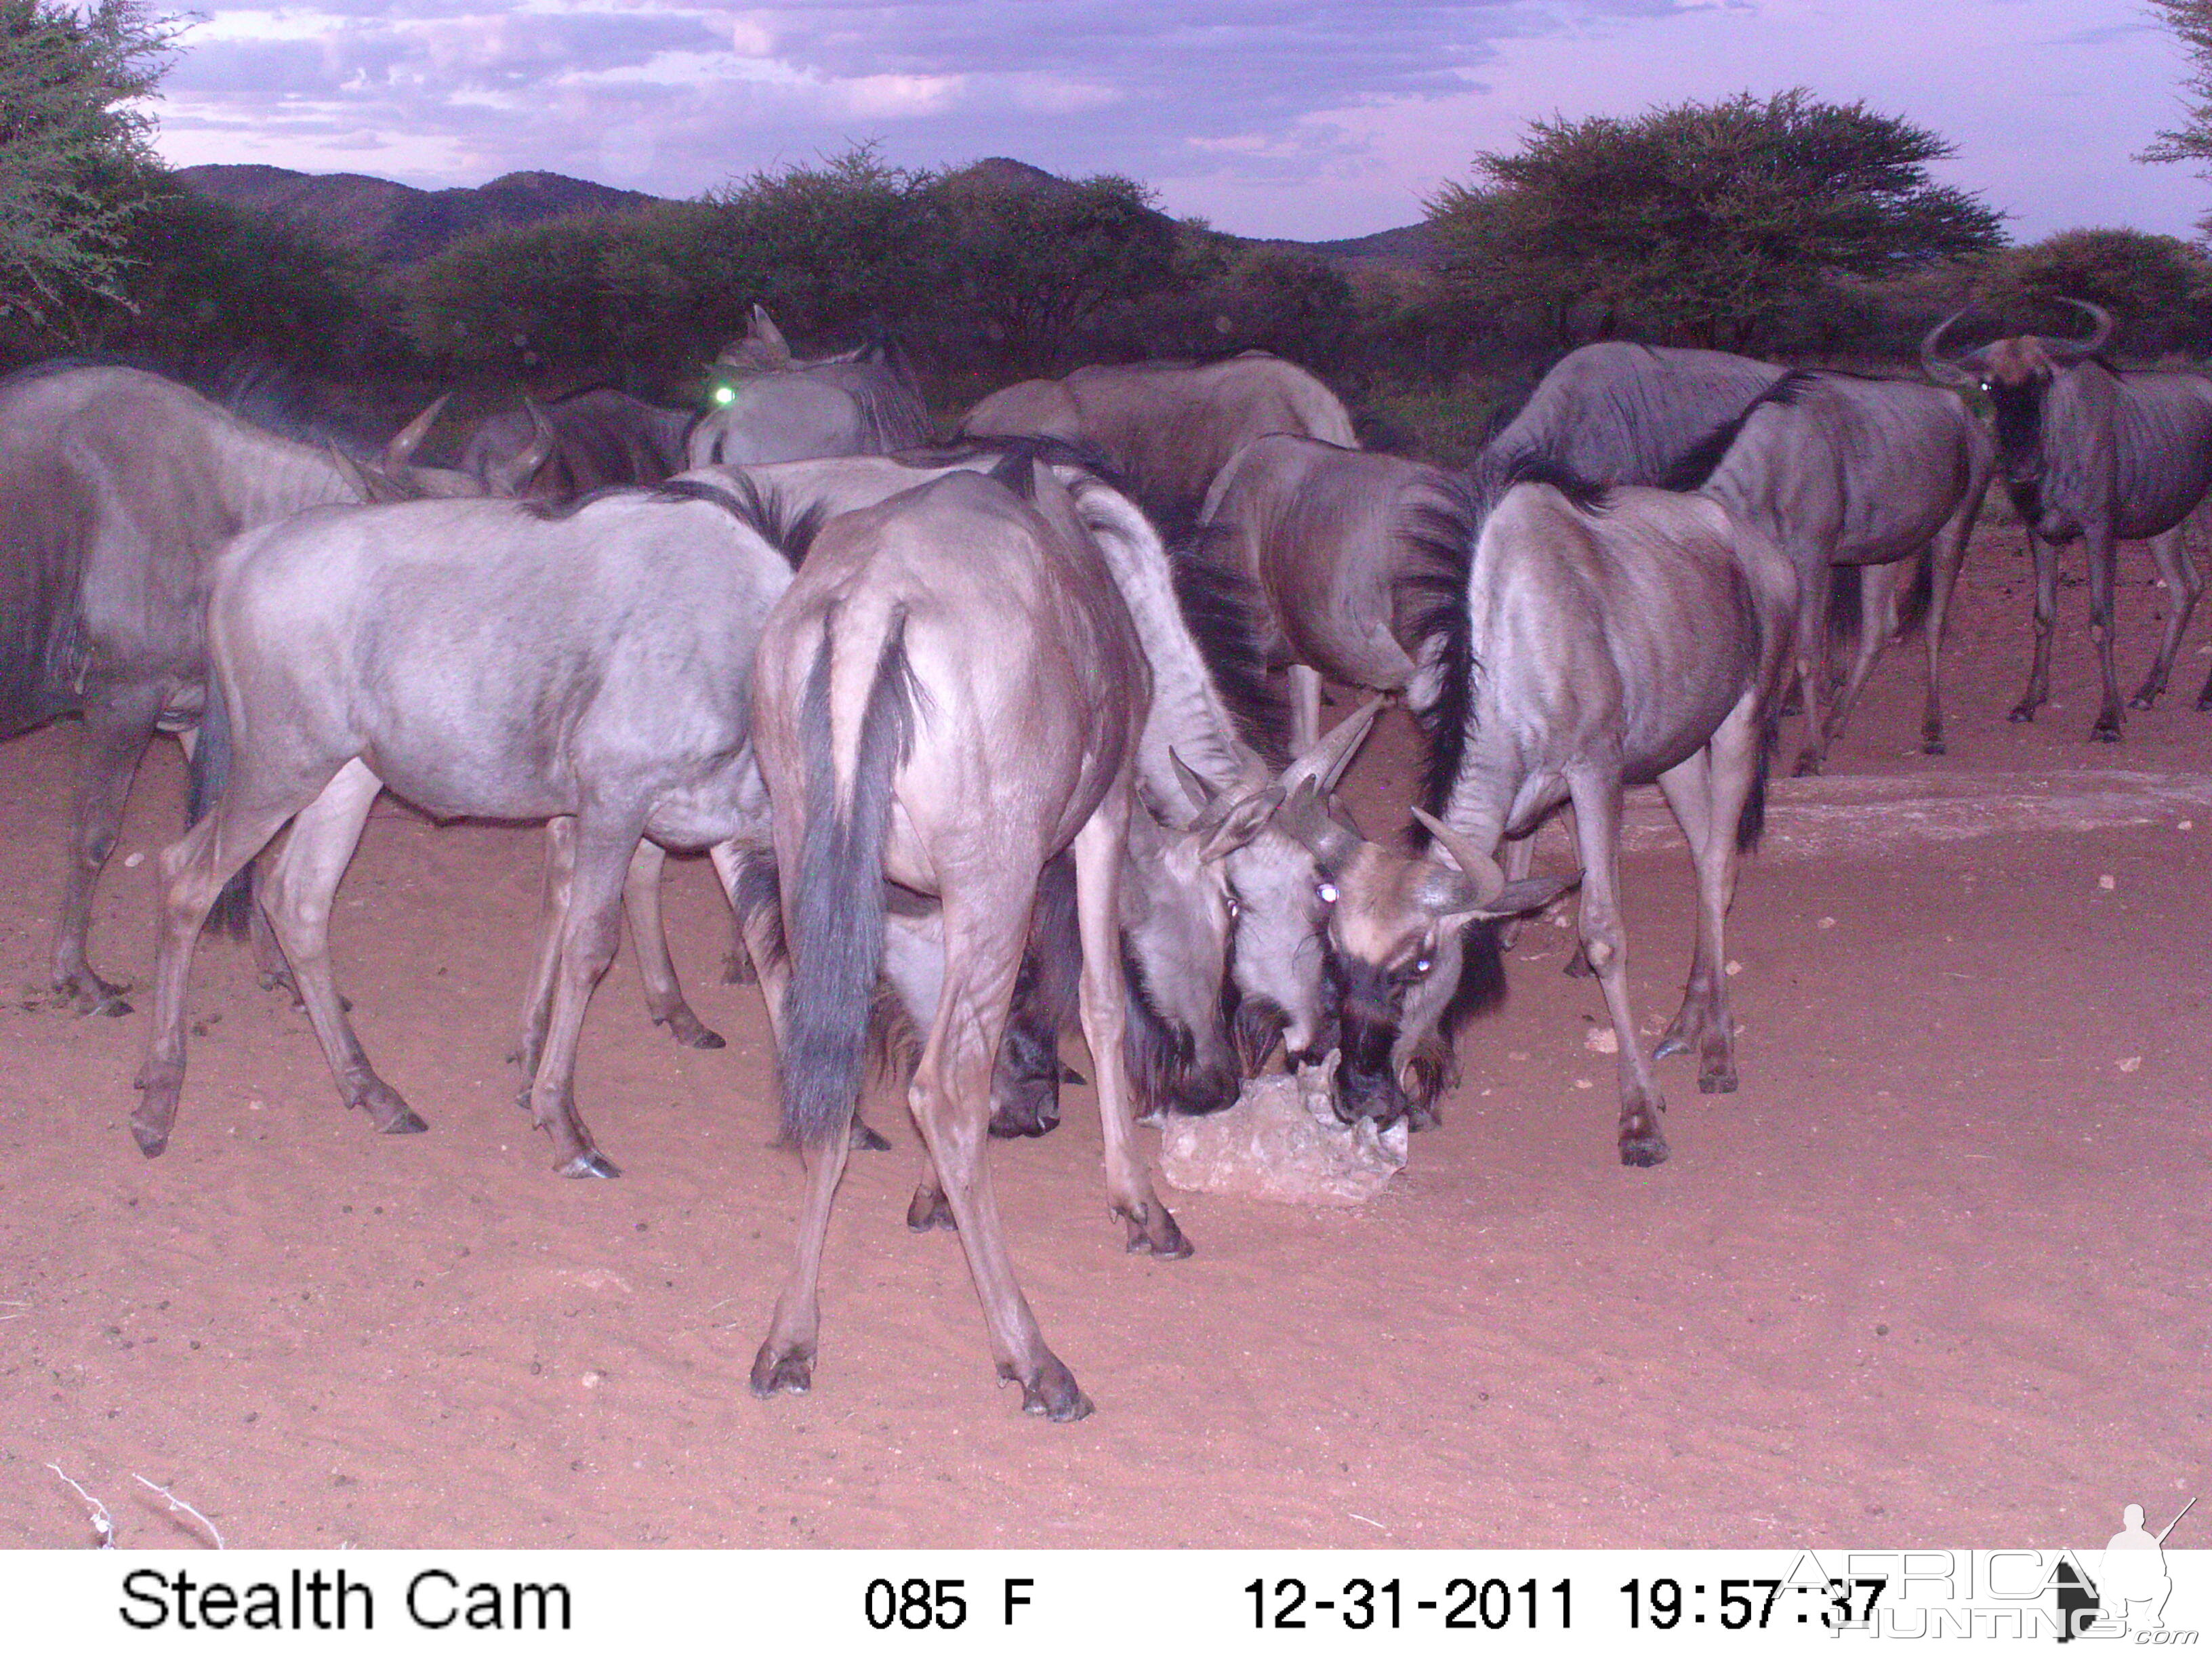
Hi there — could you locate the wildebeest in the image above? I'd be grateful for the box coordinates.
[1196,434,1469,752]
[130,478,802,1175]
[956,350,1357,525]
[684,306,933,468]
[1477,342,1786,486]
[747,461,1178,1421]
[1671,370,1995,773]
[1279,466,1797,1165]
[460,387,686,499]
[0,361,470,1016]
[1922,300,2212,733]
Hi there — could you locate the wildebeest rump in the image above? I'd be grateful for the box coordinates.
[956,351,1357,525]
[1672,370,1995,773]
[131,480,799,1176]
[1283,469,1797,1165]
[746,464,1178,1421]
[684,306,933,468]
[1922,300,2212,733]
[0,361,468,1015]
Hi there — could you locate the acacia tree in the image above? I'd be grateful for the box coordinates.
[1429,89,2004,350]
[0,0,178,325]
[2144,0,2212,237]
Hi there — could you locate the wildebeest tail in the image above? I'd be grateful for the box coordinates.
[777,608,918,1146]
[1736,701,1781,855]
[186,668,254,938]
[1894,546,1936,638]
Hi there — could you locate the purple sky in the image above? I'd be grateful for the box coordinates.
[150,1,2203,243]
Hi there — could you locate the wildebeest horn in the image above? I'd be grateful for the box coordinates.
[383,392,453,471]
[1168,747,1216,816]
[509,394,556,491]
[1919,312,1975,386]
[2049,296,2114,359]
[748,304,793,365]
[1410,808,1507,907]
[1275,777,1359,867]
[1279,694,1387,794]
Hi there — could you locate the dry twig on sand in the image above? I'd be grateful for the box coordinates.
[45,1464,114,1549]
[133,1475,226,1549]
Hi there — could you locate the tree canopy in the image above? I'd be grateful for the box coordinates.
[0,0,178,325]
[1427,89,2005,351]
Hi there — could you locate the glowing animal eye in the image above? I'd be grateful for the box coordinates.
[1316,882,1338,905]
[1414,958,1431,975]
[712,386,735,406]
[1225,895,1240,920]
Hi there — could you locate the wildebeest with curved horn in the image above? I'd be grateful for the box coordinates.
[461,386,686,499]
[1668,369,1995,773]
[0,361,475,1015]
[956,350,1356,526]
[684,305,933,468]
[1196,433,1471,754]
[131,478,802,1174]
[1922,299,2212,733]
[747,459,1181,1421]
[1279,464,1797,1166]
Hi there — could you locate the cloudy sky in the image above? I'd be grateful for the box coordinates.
[151,0,2202,243]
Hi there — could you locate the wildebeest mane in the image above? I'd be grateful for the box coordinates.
[1168,523,1290,769]
[511,475,825,567]
[1660,369,1820,491]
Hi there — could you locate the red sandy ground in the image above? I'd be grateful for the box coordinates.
[1,523,2206,1551]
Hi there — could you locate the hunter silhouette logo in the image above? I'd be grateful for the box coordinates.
[2056,1496,2196,1642]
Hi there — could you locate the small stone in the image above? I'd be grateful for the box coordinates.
[2179,820,2194,832]
[2118,1056,2142,1073]
[1584,1026,1618,1054]
[1816,916,1836,930]
[1725,960,1743,977]
[581,1371,603,1389]
[2097,874,2116,890]
[1573,1078,1593,1090]
[122,852,144,869]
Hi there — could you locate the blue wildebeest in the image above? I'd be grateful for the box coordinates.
[131,478,804,1174]
[684,306,933,468]
[747,460,1193,1420]
[1667,369,1996,773]
[460,387,688,499]
[0,361,476,1015]
[1196,433,1469,754]
[956,350,1357,526]
[1479,342,1786,485]
[1277,465,1797,1165]
[705,444,1385,1122]
[1921,300,2212,734]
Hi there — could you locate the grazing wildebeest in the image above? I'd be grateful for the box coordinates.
[1668,370,1996,772]
[956,350,1357,525]
[460,387,687,499]
[1921,300,2212,733]
[1197,433,1470,752]
[1477,342,1786,485]
[1279,465,1797,1166]
[130,479,801,1175]
[0,361,471,1015]
[684,306,933,468]
[747,461,1179,1420]
[707,445,1386,1116]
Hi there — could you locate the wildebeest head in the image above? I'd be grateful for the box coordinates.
[1120,769,1284,1116]
[1277,787,1573,1126]
[325,393,523,502]
[1921,299,2115,522]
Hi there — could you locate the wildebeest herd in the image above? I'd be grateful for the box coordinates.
[2,298,2206,1421]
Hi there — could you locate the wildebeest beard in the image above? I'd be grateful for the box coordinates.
[1120,937,1240,1117]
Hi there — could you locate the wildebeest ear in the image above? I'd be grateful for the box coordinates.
[1195,783,1284,863]
[1168,747,1217,817]
[988,448,1035,501]
[748,304,793,365]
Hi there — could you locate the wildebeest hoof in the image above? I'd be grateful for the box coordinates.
[1561,945,1595,979]
[721,951,756,985]
[1654,1031,1687,1060]
[556,1149,620,1179]
[988,1100,1061,1139]
[1059,1062,1087,1086]
[2007,702,2038,724]
[1006,1357,1092,1422]
[1120,1202,1192,1259]
[129,1115,171,1158]
[848,1118,891,1153]
[1698,1070,1739,1095]
[1405,1098,1441,1132]
[58,972,131,1016]
[2091,723,2122,743]
[380,1107,430,1135]
[906,1187,956,1232]
[1790,752,1823,778]
[655,1009,725,1050]
[1923,739,1947,756]
[2129,693,2157,711]
[750,1344,813,1397]
[1618,1134,1669,1168]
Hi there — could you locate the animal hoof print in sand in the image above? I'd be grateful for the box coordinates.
[556,1150,619,1179]
[750,1347,813,1398]
[1012,1359,1093,1422]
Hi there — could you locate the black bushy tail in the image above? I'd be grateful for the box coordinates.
[1736,704,1781,855]
[777,610,916,1147]
[187,672,254,939]
[1894,546,1936,639]
[1827,564,1864,648]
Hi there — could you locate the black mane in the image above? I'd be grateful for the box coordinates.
[1660,368,1820,491]
[1169,523,1291,770]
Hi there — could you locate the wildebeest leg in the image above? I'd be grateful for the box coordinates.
[623,839,724,1050]
[2011,531,2062,723]
[1076,791,1188,1259]
[749,1114,855,1399]
[2085,528,2125,740]
[132,790,310,1157]
[1826,561,1900,758]
[1654,703,1757,1094]
[520,815,635,1178]
[52,685,161,1015]
[2131,520,2204,709]
[1791,550,1839,776]
[1565,769,1667,1168]
[1497,832,1536,951]
[512,815,575,1091]
[1553,805,1596,979]
[1918,497,1976,754]
[910,886,1091,1420]
[260,760,428,1140]
[1288,663,1325,758]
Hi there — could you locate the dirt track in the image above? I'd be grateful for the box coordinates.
[1,523,2207,1549]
